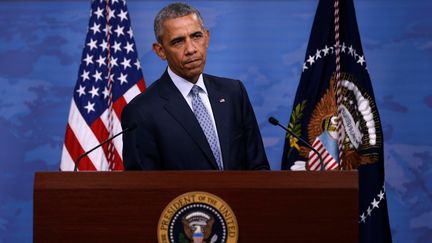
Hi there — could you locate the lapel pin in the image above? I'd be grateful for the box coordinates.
[219,98,226,103]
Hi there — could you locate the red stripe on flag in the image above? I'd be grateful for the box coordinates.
[308,155,320,170]
[322,153,333,167]
[310,152,328,171]
[137,77,146,92]
[308,162,319,171]
[324,157,337,170]
[113,96,127,120]
[90,118,124,171]
[64,124,97,171]
[309,143,324,165]
[312,139,321,147]
[328,162,338,170]
[90,117,110,143]
[309,156,319,166]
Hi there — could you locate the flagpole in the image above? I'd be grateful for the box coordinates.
[334,0,345,170]
[105,0,115,170]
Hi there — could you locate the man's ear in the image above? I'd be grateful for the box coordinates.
[152,42,166,60]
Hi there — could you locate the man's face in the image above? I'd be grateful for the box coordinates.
[153,14,210,83]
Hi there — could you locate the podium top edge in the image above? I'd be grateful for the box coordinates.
[34,171,358,190]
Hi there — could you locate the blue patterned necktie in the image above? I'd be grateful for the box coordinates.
[190,85,224,170]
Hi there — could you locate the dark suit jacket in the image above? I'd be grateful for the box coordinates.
[121,70,269,170]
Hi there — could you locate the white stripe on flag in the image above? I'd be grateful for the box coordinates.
[100,107,124,160]
[68,100,109,170]
[60,144,75,171]
[123,84,141,103]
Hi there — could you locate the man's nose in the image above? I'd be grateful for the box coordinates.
[184,38,197,55]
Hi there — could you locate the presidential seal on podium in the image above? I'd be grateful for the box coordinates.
[157,191,238,243]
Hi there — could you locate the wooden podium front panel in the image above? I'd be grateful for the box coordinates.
[34,171,358,242]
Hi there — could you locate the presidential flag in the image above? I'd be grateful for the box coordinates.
[61,0,145,171]
[281,0,392,242]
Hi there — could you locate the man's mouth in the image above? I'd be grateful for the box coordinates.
[185,59,200,65]
[185,59,201,66]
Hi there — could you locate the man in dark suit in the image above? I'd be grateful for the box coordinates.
[121,2,269,170]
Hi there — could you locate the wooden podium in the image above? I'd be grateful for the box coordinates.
[34,171,358,242]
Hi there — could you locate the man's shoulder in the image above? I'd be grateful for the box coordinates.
[121,77,167,125]
[203,73,244,92]
[124,77,165,111]
[129,82,155,103]
[203,73,238,83]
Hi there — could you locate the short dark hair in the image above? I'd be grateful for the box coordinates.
[154,2,205,43]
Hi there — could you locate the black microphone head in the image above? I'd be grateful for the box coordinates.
[268,117,279,126]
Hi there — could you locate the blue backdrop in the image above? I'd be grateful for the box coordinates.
[1,0,431,242]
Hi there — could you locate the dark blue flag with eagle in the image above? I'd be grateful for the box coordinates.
[281,0,392,242]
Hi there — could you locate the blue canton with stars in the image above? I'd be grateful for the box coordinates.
[74,0,143,125]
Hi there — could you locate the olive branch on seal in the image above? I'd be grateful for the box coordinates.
[285,100,307,160]
[288,100,307,137]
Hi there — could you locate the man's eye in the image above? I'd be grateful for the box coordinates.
[192,34,203,39]
[171,39,183,46]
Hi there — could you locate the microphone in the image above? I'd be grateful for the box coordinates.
[268,116,324,171]
[74,124,137,171]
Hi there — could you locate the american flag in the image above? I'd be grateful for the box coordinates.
[61,0,145,171]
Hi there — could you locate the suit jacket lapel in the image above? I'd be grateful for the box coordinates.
[158,71,219,169]
[204,75,230,169]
